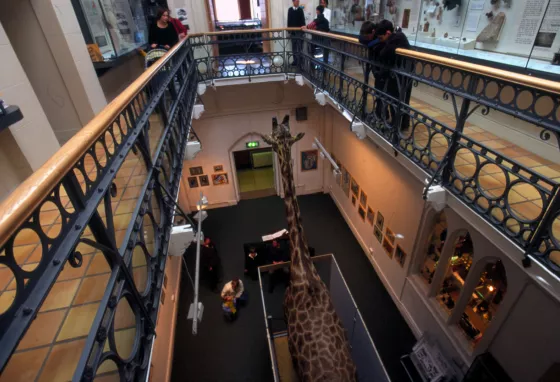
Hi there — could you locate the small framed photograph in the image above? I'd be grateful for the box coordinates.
[212,173,229,185]
[386,227,396,246]
[301,150,319,171]
[351,177,359,197]
[359,190,367,207]
[188,176,199,188]
[382,237,394,258]
[189,166,203,176]
[351,195,357,206]
[374,225,383,243]
[367,207,374,226]
[213,165,223,172]
[358,206,366,221]
[199,175,209,187]
[395,245,407,268]
[376,211,384,230]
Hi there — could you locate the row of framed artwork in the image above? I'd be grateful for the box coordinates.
[187,165,229,188]
[331,153,407,268]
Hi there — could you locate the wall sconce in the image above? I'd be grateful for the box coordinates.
[351,121,366,140]
[314,92,326,106]
[424,184,447,212]
[295,75,304,86]
[197,83,207,95]
[193,104,205,119]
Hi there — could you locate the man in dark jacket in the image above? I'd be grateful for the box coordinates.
[287,0,306,65]
[359,21,382,118]
[375,19,412,131]
[304,6,330,65]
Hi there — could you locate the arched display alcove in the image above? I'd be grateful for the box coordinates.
[419,210,448,285]
[457,258,508,348]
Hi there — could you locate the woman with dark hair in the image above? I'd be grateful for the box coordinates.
[149,8,178,50]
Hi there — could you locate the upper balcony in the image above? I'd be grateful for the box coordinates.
[0,28,558,381]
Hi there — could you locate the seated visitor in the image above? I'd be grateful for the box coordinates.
[149,8,179,50]
[221,278,246,305]
[245,247,262,280]
[268,240,290,293]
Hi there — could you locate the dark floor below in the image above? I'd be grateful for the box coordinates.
[171,193,415,382]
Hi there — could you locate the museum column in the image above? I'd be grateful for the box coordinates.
[30,0,107,128]
[0,21,60,178]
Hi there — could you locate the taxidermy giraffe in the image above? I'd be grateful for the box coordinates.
[258,115,356,381]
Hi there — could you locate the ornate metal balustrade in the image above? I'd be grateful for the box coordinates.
[0,39,198,380]
[190,29,560,277]
[0,28,559,381]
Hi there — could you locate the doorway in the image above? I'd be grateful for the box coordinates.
[233,147,276,200]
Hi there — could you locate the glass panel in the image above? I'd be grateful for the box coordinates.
[419,211,448,284]
[331,0,378,35]
[527,0,560,75]
[79,0,116,60]
[436,231,474,314]
[458,260,507,347]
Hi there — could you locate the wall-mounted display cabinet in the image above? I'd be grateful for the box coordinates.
[72,0,150,66]
[329,0,560,76]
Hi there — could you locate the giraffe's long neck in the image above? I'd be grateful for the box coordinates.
[277,145,318,285]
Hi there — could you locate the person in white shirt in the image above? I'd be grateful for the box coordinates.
[221,278,245,302]
[321,0,331,22]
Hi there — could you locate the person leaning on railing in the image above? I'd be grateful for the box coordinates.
[373,19,412,131]
[359,21,382,118]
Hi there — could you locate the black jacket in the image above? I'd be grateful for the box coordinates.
[287,7,306,28]
[377,32,410,66]
[314,14,330,32]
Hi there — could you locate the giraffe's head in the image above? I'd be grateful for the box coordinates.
[272,115,292,141]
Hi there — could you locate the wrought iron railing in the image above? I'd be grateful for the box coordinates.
[0,38,199,380]
[189,28,560,277]
[0,27,559,381]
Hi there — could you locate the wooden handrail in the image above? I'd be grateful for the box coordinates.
[0,38,188,247]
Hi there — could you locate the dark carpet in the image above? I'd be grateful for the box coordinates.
[171,193,415,382]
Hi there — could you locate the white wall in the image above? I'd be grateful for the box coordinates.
[0,22,60,171]
[183,81,324,209]
[0,0,84,145]
[167,0,210,34]
[489,283,560,382]
[327,105,425,301]
[30,0,107,127]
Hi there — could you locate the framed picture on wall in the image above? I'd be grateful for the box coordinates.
[212,173,229,185]
[189,166,203,176]
[188,176,199,188]
[301,150,319,171]
[376,211,384,230]
[213,165,223,172]
[358,206,366,221]
[367,207,374,225]
[342,168,351,196]
[199,175,210,187]
[374,225,383,243]
[395,245,407,268]
[351,195,357,206]
[350,177,359,197]
[359,190,367,207]
[382,237,395,258]
[386,227,396,246]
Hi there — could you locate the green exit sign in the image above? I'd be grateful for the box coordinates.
[246,141,259,148]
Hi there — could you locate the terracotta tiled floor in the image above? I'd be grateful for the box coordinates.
[0,114,164,382]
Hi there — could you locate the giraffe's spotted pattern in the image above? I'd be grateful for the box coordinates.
[259,116,357,382]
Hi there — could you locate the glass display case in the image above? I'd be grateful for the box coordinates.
[436,232,474,315]
[458,260,507,347]
[73,0,149,64]
[329,0,560,77]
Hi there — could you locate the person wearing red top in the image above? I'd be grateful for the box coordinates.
[168,9,187,39]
